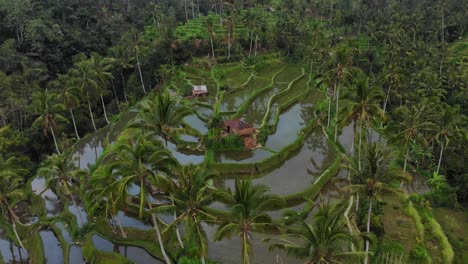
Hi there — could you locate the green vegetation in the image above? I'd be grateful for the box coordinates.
[0,0,466,263]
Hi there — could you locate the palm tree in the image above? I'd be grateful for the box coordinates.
[0,156,28,250]
[434,104,465,174]
[87,164,127,238]
[215,179,284,264]
[388,101,436,172]
[341,75,384,169]
[38,152,86,225]
[204,16,216,59]
[268,202,366,264]
[132,91,193,145]
[90,54,114,124]
[31,89,68,154]
[53,74,81,140]
[72,59,100,131]
[344,142,410,264]
[109,45,134,104]
[104,128,175,263]
[123,29,147,94]
[158,165,217,264]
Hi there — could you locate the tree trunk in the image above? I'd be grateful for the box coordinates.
[100,94,110,124]
[121,69,129,104]
[242,230,249,264]
[192,0,195,18]
[383,79,392,115]
[184,0,188,22]
[441,2,445,43]
[50,126,61,155]
[210,34,215,59]
[12,222,26,251]
[249,30,254,57]
[69,107,80,140]
[110,78,121,112]
[327,95,332,127]
[437,139,444,174]
[136,53,146,94]
[173,201,185,249]
[355,193,360,213]
[364,198,373,264]
[87,95,97,131]
[227,24,231,59]
[344,196,356,251]
[334,83,340,141]
[254,35,258,56]
[149,205,172,264]
[116,212,128,238]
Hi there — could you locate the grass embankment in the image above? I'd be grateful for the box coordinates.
[433,208,468,264]
[82,234,132,264]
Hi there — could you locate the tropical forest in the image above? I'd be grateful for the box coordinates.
[0,0,467,263]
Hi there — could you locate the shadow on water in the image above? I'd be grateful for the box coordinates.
[215,148,273,164]
[0,229,29,264]
[40,230,64,264]
[91,235,163,264]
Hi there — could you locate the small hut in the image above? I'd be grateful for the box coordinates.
[192,85,208,97]
[223,119,255,137]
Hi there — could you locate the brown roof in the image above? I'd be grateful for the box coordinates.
[224,119,251,130]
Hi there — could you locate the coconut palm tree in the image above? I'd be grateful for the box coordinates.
[341,75,384,168]
[132,91,193,145]
[90,54,114,125]
[109,45,134,104]
[31,89,68,154]
[433,104,465,174]
[123,29,147,94]
[87,164,128,238]
[215,179,284,264]
[0,156,28,250]
[105,128,175,264]
[268,202,366,264]
[71,59,100,131]
[38,152,86,225]
[388,101,436,173]
[344,142,410,264]
[53,74,81,140]
[158,165,217,264]
[204,16,216,59]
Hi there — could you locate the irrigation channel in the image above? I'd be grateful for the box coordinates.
[0,60,428,264]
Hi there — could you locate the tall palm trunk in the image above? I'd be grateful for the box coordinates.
[50,126,61,155]
[327,94,332,127]
[210,34,215,58]
[110,79,121,112]
[364,197,373,264]
[136,53,146,94]
[121,70,129,104]
[116,212,128,238]
[437,139,444,174]
[69,107,80,140]
[100,94,110,124]
[184,0,188,21]
[172,200,184,248]
[242,230,249,264]
[344,196,356,251]
[87,94,97,131]
[148,202,172,264]
[383,80,392,115]
[8,208,26,251]
[334,83,340,141]
[249,30,254,56]
[227,25,231,59]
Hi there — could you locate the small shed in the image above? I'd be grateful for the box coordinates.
[223,119,255,137]
[192,85,208,97]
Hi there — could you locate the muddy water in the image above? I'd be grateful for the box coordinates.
[40,230,64,264]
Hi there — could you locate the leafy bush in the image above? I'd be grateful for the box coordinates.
[409,244,431,263]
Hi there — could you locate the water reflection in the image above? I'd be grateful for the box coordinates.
[40,230,64,264]
[0,229,29,264]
